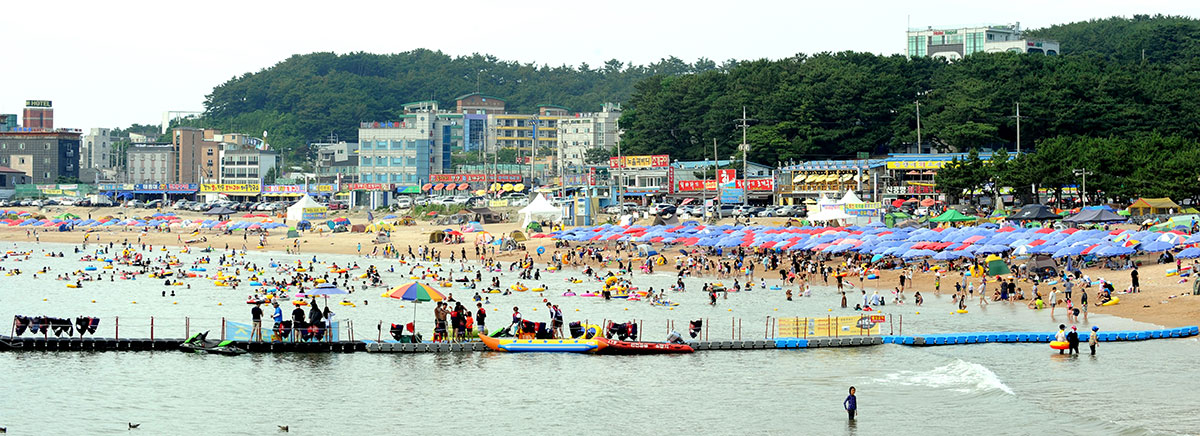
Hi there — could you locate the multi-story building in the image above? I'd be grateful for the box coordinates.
[557,103,622,169]
[125,143,177,183]
[219,144,277,185]
[22,100,53,130]
[487,105,565,154]
[357,101,465,188]
[0,114,16,132]
[455,93,506,115]
[0,130,81,183]
[313,141,359,184]
[80,127,118,181]
[173,127,221,184]
[906,23,1059,59]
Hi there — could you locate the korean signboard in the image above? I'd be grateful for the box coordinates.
[885,160,948,170]
[200,183,261,194]
[302,207,328,220]
[608,155,670,169]
[343,183,388,191]
[677,179,775,192]
[429,174,522,183]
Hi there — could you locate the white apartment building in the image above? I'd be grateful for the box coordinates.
[81,128,116,170]
[126,143,177,183]
[556,103,622,169]
[219,145,277,185]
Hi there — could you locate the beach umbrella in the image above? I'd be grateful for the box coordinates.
[1139,241,1174,253]
[306,283,349,304]
[384,282,446,331]
[384,282,445,302]
[1177,247,1200,259]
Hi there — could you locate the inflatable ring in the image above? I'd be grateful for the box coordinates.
[315,279,327,284]
[1049,341,1069,350]
[1102,297,1120,306]
[531,287,545,292]
[214,281,227,286]
[66,284,79,288]
[956,309,968,314]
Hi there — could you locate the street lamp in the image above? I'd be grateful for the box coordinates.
[1073,168,1093,207]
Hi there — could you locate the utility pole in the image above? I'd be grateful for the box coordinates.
[735,106,755,207]
[530,115,538,187]
[1011,102,1027,154]
[616,133,623,207]
[915,100,921,153]
[1073,168,1093,207]
[1016,102,1021,154]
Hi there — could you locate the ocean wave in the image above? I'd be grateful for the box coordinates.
[874,359,1014,395]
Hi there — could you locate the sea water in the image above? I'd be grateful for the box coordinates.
[1,241,1197,435]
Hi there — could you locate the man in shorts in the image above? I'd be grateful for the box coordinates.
[476,303,487,336]
[1047,287,1058,317]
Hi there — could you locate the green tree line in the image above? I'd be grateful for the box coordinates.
[198,50,734,165]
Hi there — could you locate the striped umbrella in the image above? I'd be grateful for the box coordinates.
[383,282,445,302]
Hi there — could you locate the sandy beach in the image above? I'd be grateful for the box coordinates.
[5,204,1198,328]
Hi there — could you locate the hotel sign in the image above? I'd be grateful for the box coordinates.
[25,100,52,108]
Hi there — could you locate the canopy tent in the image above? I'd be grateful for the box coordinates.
[286,195,327,222]
[517,193,561,227]
[1063,208,1127,224]
[1009,204,1060,221]
[1128,198,1179,216]
[807,207,853,222]
[839,190,863,205]
[203,206,236,217]
[929,209,975,223]
[466,208,503,224]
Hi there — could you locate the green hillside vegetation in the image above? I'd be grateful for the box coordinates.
[191,15,1200,202]
[198,50,733,165]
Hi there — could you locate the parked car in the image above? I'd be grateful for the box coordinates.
[395,197,413,208]
[326,202,348,210]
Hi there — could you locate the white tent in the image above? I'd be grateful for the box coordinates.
[518,193,562,227]
[286,195,327,222]
[839,190,863,205]
[808,207,854,222]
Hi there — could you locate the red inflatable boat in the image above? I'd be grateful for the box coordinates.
[595,338,694,355]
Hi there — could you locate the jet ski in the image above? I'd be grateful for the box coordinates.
[180,331,247,356]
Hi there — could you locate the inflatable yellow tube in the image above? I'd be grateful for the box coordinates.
[1102,297,1120,306]
[1049,341,1069,350]
[66,284,79,288]
[531,287,545,292]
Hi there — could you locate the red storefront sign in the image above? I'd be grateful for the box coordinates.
[587,167,596,186]
[429,174,521,183]
[667,167,675,194]
[677,179,775,192]
[718,169,736,184]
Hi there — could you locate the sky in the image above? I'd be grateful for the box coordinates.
[2,0,1197,131]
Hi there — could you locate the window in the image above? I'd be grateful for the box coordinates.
[45,144,50,150]
[19,143,25,150]
[43,158,51,164]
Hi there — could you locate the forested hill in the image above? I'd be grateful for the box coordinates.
[199,50,734,162]
[1026,14,1200,62]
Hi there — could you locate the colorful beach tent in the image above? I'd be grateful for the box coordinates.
[985,255,1011,276]
[930,210,975,223]
[1128,198,1180,216]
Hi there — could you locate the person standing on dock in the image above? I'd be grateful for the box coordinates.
[844,386,857,420]
[250,303,264,341]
